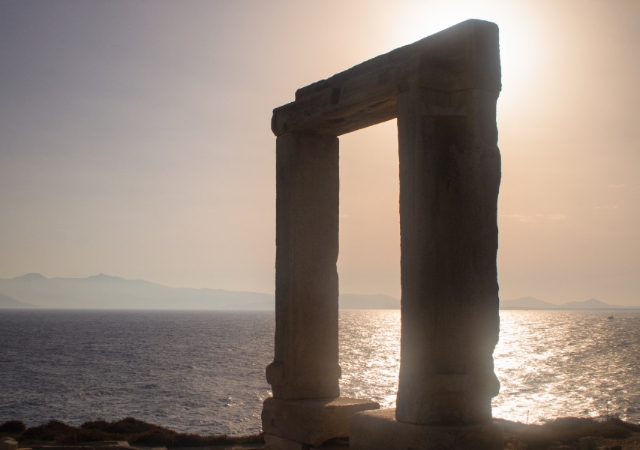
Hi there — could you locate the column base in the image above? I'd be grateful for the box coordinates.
[262,396,379,447]
[350,409,503,450]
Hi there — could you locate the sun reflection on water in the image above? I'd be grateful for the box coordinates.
[339,310,640,423]
[339,310,401,408]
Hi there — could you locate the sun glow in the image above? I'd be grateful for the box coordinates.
[391,1,546,103]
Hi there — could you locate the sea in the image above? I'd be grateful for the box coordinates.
[1,309,639,436]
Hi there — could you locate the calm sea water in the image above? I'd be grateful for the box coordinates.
[1,309,639,435]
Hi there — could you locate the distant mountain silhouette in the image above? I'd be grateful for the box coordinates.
[0,274,400,311]
[7,274,630,311]
[0,292,36,309]
[14,272,48,281]
[0,273,273,310]
[501,297,636,310]
[559,298,628,309]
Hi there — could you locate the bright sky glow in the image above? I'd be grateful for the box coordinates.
[1,0,639,306]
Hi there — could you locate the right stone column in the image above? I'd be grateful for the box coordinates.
[396,87,501,424]
[351,87,503,450]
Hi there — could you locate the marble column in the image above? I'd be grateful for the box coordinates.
[266,132,341,400]
[395,88,502,425]
[263,132,378,450]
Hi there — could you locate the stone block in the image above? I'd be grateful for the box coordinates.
[350,409,504,450]
[262,396,379,447]
[0,438,18,450]
[264,434,309,450]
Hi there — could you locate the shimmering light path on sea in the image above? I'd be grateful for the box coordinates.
[338,310,640,425]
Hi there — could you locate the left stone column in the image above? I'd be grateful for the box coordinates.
[268,132,341,400]
[262,133,379,449]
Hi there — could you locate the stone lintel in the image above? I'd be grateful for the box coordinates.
[271,19,500,137]
[262,397,380,447]
[350,409,504,450]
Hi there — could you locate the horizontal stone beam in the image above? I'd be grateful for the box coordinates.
[271,19,500,137]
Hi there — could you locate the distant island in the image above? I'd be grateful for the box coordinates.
[500,296,639,310]
[0,273,399,310]
[1,274,637,311]
[0,292,33,309]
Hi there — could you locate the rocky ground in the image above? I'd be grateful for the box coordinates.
[0,419,262,449]
[3,416,640,449]
[499,417,640,450]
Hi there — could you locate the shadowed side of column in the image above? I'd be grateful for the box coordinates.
[396,88,501,425]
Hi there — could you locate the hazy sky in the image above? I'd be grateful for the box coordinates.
[1,0,639,305]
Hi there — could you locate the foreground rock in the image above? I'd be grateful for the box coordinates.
[0,418,262,449]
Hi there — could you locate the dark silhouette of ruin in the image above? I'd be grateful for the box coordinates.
[262,19,503,450]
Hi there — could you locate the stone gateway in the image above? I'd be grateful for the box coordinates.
[262,19,503,450]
